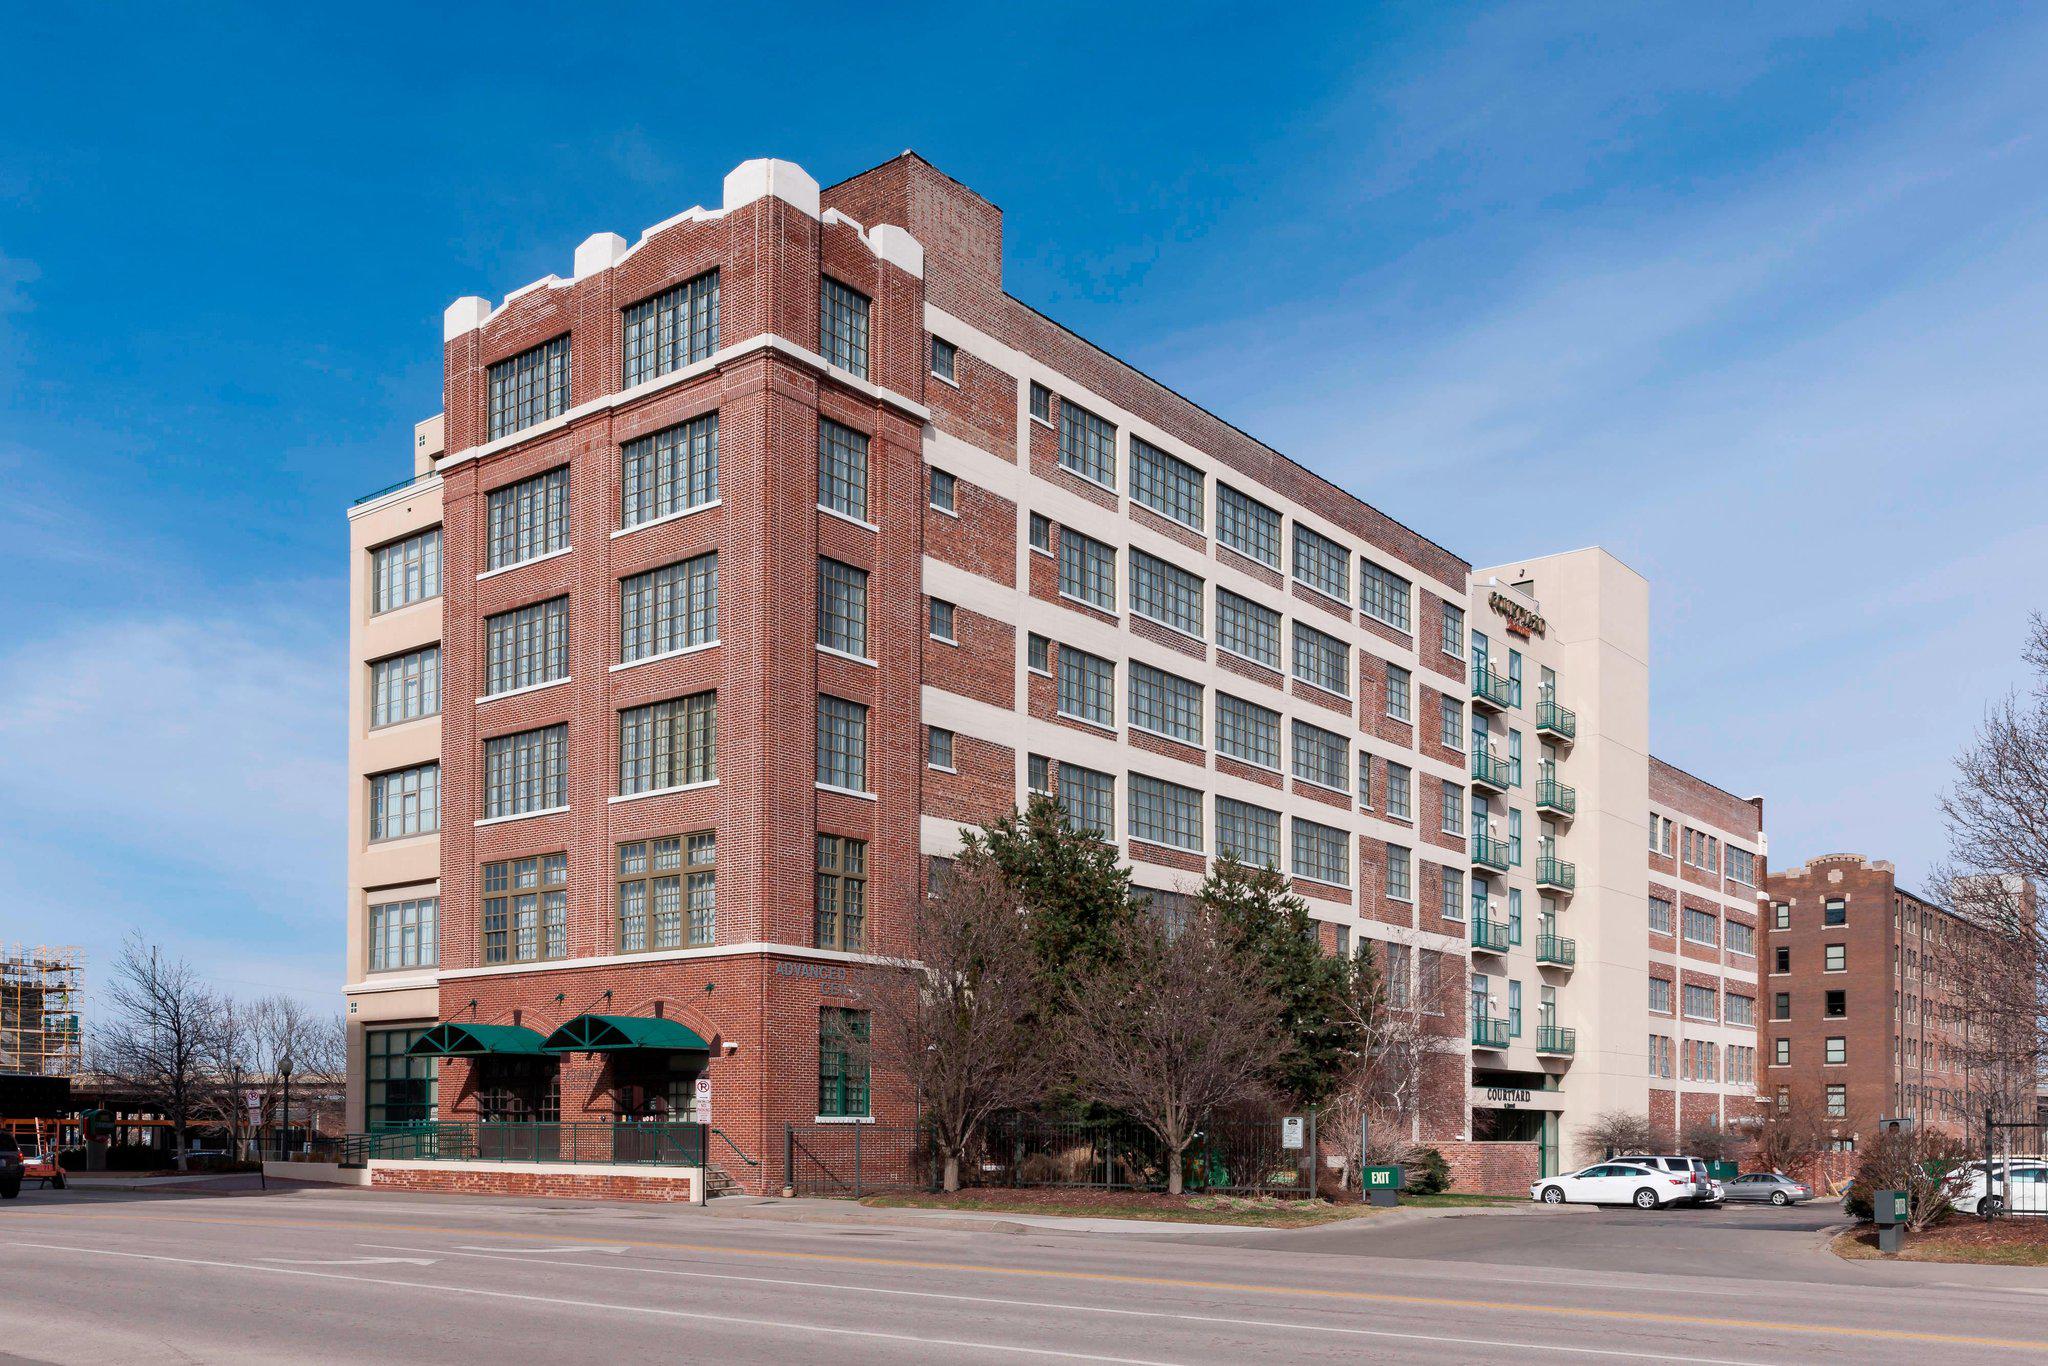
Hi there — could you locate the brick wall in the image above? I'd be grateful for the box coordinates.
[1435,1139,1540,1196]
[371,1161,701,1204]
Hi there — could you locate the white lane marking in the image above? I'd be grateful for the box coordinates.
[354,1242,1784,1366]
[259,1256,439,1267]
[2,1241,1183,1366]
[454,1245,625,1255]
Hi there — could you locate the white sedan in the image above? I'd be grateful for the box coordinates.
[1953,1162,2048,1217]
[1531,1162,1698,1209]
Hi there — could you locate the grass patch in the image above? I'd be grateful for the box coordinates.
[859,1188,1383,1227]
[1399,1192,1517,1208]
[1832,1220,2048,1266]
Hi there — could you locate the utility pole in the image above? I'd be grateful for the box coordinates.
[278,1057,294,1162]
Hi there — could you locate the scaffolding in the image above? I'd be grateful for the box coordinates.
[1,945,84,1076]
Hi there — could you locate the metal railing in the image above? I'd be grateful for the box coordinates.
[1536,934,1577,967]
[1471,666,1520,711]
[1537,698,1577,740]
[1536,1025,1578,1056]
[349,472,435,508]
[1471,1016,1510,1049]
[1470,751,1513,791]
[1537,856,1577,891]
[1469,918,1510,953]
[337,1120,706,1167]
[1472,834,1512,871]
[1536,778,1577,816]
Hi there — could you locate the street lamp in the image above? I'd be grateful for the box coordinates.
[278,1057,294,1163]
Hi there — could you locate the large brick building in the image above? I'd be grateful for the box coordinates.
[342,153,1768,1192]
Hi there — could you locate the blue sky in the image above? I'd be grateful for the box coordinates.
[3,3,2044,1009]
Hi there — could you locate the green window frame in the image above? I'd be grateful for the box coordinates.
[817,1007,871,1117]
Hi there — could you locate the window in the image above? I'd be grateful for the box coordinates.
[1726,846,1755,886]
[1775,945,1791,972]
[929,467,956,513]
[487,335,570,439]
[1292,524,1349,603]
[1028,753,1050,795]
[1649,1034,1672,1079]
[1441,866,1464,921]
[372,529,442,613]
[1509,888,1523,943]
[1386,844,1412,901]
[1824,943,1846,972]
[819,276,870,376]
[371,645,441,727]
[817,419,870,521]
[926,726,954,770]
[1774,1037,1791,1065]
[1291,720,1349,793]
[1027,633,1050,673]
[1059,764,1115,837]
[1824,989,1846,1017]
[1682,984,1717,1021]
[365,1027,437,1129]
[1442,782,1464,835]
[1215,693,1280,769]
[368,897,438,971]
[1727,921,1754,957]
[1441,604,1464,657]
[621,554,718,662]
[1825,1036,1847,1066]
[1683,907,1718,946]
[1129,550,1204,636]
[1648,894,1675,935]
[1129,774,1203,851]
[617,832,716,952]
[930,598,956,642]
[486,466,570,570]
[1823,898,1847,926]
[1726,992,1754,1026]
[1507,808,1522,864]
[1216,484,1281,567]
[1059,399,1116,487]
[816,696,868,792]
[1440,696,1463,750]
[1058,529,1116,609]
[481,853,567,963]
[1029,513,1052,552]
[1217,590,1281,668]
[1647,813,1675,856]
[1648,977,1674,1014]
[482,598,567,698]
[1358,752,1373,808]
[1386,665,1412,723]
[1826,1084,1847,1118]
[1216,797,1280,867]
[620,269,718,383]
[619,692,716,794]
[1292,817,1349,886]
[1386,763,1412,821]
[817,1007,870,1116]
[929,335,956,383]
[816,558,868,657]
[1386,943,1412,1008]
[1773,902,1790,930]
[1057,647,1115,727]
[1029,382,1053,423]
[1129,662,1202,744]
[1131,436,1203,529]
[815,836,867,952]
[1293,621,1348,695]
[1508,979,1522,1036]
[620,413,719,529]
[369,761,440,842]
[1359,560,1411,632]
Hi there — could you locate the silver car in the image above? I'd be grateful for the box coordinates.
[1720,1172,1814,1205]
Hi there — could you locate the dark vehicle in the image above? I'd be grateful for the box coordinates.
[1721,1172,1814,1205]
[0,1133,23,1199]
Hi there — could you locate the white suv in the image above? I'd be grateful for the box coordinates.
[1615,1154,1722,1206]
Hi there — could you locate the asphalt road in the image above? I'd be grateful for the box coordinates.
[3,1183,2045,1364]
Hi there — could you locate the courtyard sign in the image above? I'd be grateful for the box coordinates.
[1489,591,1546,639]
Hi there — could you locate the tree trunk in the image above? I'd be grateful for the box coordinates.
[1167,1150,1185,1196]
[943,1152,961,1193]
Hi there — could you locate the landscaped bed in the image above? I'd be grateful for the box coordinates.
[1833,1219,2048,1266]
[859,1187,1507,1227]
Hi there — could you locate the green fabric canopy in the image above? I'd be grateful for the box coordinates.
[405,1022,549,1058]
[541,1014,712,1055]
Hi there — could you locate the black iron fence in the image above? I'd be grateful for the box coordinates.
[1981,1110,2047,1219]
[337,1121,705,1167]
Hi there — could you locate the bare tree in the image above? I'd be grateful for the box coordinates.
[1849,1127,1973,1232]
[863,852,1053,1192]
[1059,902,1288,1195]
[1576,1109,1672,1164]
[93,935,220,1170]
[1320,940,1461,1169]
[199,995,261,1158]
[1738,1086,1833,1176]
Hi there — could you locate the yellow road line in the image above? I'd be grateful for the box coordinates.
[11,1207,2046,1353]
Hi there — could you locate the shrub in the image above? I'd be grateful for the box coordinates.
[1406,1147,1451,1195]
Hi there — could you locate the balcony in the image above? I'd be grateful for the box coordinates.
[1536,777,1577,818]
[1536,1025,1578,1056]
[1469,918,1510,954]
[1536,934,1577,968]
[1537,856,1577,892]
[1471,1016,1510,1050]
[1537,697,1577,742]
[1472,665,1520,712]
[1471,833,1512,872]
[1470,750,1513,793]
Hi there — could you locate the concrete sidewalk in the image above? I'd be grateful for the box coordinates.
[700,1193,1540,1237]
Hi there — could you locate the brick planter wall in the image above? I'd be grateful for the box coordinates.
[1435,1139,1541,1196]
[370,1159,702,1204]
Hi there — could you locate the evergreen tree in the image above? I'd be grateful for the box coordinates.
[962,793,1136,993]
[1197,855,1362,1105]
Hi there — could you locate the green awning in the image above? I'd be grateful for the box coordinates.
[541,1014,712,1055]
[406,1022,550,1058]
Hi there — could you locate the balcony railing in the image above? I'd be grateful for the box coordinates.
[1471,833,1512,872]
[1536,934,1577,967]
[1537,856,1577,892]
[1470,1016,1510,1049]
[1472,665,1520,712]
[350,471,436,508]
[1470,918,1510,954]
[1470,750,1513,792]
[1536,777,1577,816]
[1536,1025,1578,1056]
[1537,697,1577,740]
